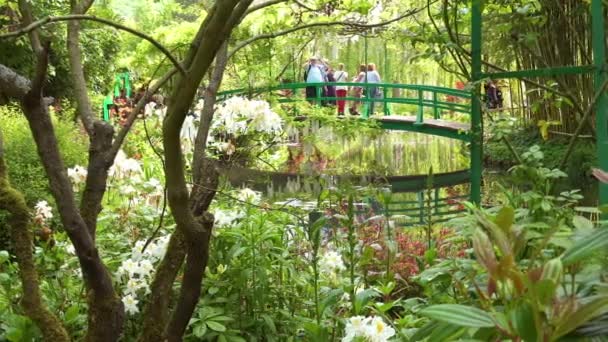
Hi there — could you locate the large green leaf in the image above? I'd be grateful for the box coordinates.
[419,304,495,328]
[509,301,537,342]
[561,228,608,266]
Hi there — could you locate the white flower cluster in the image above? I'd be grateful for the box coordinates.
[67,165,87,191]
[109,150,142,179]
[212,97,282,135]
[34,200,53,225]
[236,188,261,204]
[319,250,346,275]
[342,316,396,342]
[213,209,244,229]
[117,235,170,315]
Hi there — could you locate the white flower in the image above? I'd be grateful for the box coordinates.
[342,316,395,342]
[194,99,205,112]
[138,259,154,278]
[125,278,147,296]
[65,244,76,255]
[121,159,142,174]
[67,165,87,186]
[144,102,157,117]
[213,209,243,228]
[109,151,142,179]
[117,259,140,278]
[121,185,137,196]
[181,114,198,142]
[342,316,371,342]
[364,317,395,342]
[212,97,282,135]
[237,188,261,204]
[34,200,53,223]
[122,294,139,315]
[319,250,346,274]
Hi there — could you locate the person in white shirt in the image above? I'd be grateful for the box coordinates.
[334,63,349,115]
[304,57,327,104]
[365,63,382,115]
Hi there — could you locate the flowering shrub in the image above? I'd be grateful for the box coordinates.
[116,235,170,315]
[211,97,282,135]
[342,316,396,342]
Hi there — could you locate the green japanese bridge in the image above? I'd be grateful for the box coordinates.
[217,0,608,218]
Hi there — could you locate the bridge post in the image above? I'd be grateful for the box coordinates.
[592,0,608,211]
[416,89,424,124]
[470,0,483,205]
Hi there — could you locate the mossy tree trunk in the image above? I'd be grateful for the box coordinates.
[0,129,70,342]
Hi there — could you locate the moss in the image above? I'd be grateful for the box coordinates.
[0,154,70,341]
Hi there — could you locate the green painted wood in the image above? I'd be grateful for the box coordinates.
[482,65,596,79]
[470,0,483,205]
[592,0,608,210]
[416,89,424,124]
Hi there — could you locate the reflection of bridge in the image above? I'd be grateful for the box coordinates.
[225,165,470,227]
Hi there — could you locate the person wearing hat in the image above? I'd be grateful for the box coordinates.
[304,56,327,105]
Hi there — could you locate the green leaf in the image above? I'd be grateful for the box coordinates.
[509,301,537,342]
[261,314,276,334]
[554,296,608,338]
[0,250,9,264]
[561,228,608,265]
[193,323,207,338]
[207,321,227,332]
[419,304,495,328]
[64,305,80,323]
[495,206,514,232]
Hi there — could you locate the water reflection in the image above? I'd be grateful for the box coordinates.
[254,124,470,177]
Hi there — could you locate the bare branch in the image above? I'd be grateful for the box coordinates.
[67,3,96,134]
[245,0,287,14]
[0,15,186,75]
[229,9,425,59]
[292,0,316,11]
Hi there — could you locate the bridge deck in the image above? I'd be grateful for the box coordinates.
[371,115,471,141]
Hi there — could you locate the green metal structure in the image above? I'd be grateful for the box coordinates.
[471,0,607,208]
[217,0,607,209]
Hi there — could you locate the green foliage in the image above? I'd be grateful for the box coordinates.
[486,126,597,186]
[0,105,88,250]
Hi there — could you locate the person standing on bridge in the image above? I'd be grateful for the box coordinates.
[334,63,349,115]
[349,64,367,116]
[304,57,327,105]
[365,63,382,115]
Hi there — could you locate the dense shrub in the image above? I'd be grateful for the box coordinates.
[485,126,597,185]
[0,105,89,250]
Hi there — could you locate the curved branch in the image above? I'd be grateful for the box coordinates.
[228,9,426,59]
[245,0,287,14]
[0,14,186,75]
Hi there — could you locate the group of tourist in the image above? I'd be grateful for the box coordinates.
[304,57,383,116]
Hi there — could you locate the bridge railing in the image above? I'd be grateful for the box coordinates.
[352,190,469,227]
[217,82,471,124]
